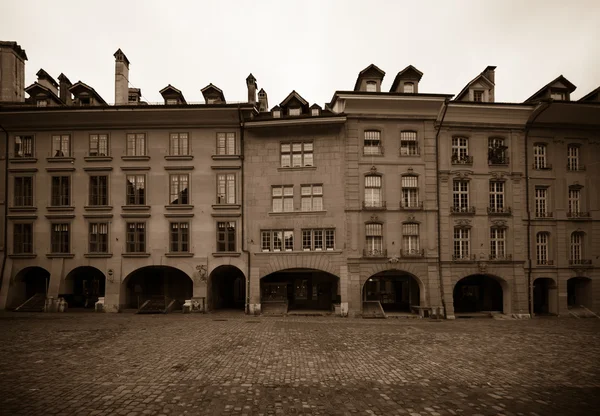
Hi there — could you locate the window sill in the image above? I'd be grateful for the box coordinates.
[121,156,150,161]
[277,166,317,172]
[9,157,38,163]
[46,157,75,163]
[122,253,151,258]
[212,252,241,257]
[211,155,241,160]
[85,205,113,211]
[9,253,37,259]
[255,250,342,255]
[46,206,75,212]
[165,252,195,257]
[84,156,113,162]
[8,206,37,212]
[121,205,151,211]
[84,253,113,258]
[46,253,75,258]
[165,155,194,161]
[164,205,194,210]
[212,204,241,210]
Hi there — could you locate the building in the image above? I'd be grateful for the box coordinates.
[0,40,599,317]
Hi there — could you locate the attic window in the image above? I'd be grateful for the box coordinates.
[207,98,217,104]
[80,96,91,106]
[473,90,484,102]
[128,94,138,102]
[551,91,566,100]
[166,98,178,105]
[311,108,320,116]
[36,99,48,107]
[366,81,377,92]
[403,83,414,93]
[289,108,301,116]
[273,110,281,118]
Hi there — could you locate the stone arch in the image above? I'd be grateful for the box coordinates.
[533,277,558,316]
[362,268,424,313]
[452,273,510,315]
[567,276,592,309]
[7,266,50,309]
[208,265,246,311]
[62,266,106,309]
[259,255,338,279]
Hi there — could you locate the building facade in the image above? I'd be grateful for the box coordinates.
[1,41,599,317]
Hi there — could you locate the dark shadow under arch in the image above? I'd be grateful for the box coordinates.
[453,274,505,314]
[208,265,246,311]
[121,266,192,309]
[61,266,106,308]
[8,267,50,309]
[363,269,421,312]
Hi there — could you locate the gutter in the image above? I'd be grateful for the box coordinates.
[524,100,553,317]
[0,124,9,296]
[434,99,450,318]
[238,105,252,314]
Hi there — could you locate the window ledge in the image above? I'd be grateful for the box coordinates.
[121,205,151,211]
[165,155,194,161]
[46,253,75,258]
[212,252,241,257]
[8,206,37,212]
[85,206,113,211]
[9,253,37,259]
[84,253,113,258]
[121,156,150,161]
[277,166,317,172]
[165,252,195,257]
[212,204,241,210]
[211,155,241,160]
[46,157,75,163]
[84,156,113,162]
[164,205,194,210]
[46,206,75,212]
[122,253,151,258]
[255,250,342,255]
[9,157,38,164]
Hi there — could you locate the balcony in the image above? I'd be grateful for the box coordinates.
[532,163,553,170]
[450,206,476,215]
[363,145,384,156]
[452,254,476,262]
[567,211,591,219]
[363,249,387,258]
[400,249,424,258]
[535,212,553,219]
[487,206,512,215]
[489,254,513,262]
[451,155,473,165]
[400,201,423,210]
[84,149,113,162]
[488,155,510,166]
[569,259,592,266]
[536,259,554,266]
[567,164,586,172]
[363,201,387,210]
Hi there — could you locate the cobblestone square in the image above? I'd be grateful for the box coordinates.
[0,313,599,416]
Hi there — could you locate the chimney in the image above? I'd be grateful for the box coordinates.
[483,66,496,102]
[258,88,268,112]
[246,73,257,104]
[0,41,27,102]
[114,48,130,105]
[58,73,73,105]
[36,69,59,96]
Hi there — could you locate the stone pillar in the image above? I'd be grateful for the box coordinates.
[0,259,14,310]
[339,265,349,317]
[248,267,261,315]
[47,259,64,299]
[104,259,122,313]
[557,277,569,316]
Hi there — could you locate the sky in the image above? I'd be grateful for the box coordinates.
[2,0,599,106]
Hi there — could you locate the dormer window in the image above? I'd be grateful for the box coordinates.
[36,99,48,107]
[403,83,414,93]
[311,108,319,116]
[273,110,281,118]
[166,98,178,105]
[80,96,91,106]
[473,90,484,102]
[207,98,217,104]
[289,108,301,116]
[366,81,377,92]
[551,91,565,100]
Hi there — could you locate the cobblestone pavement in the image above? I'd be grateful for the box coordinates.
[0,312,599,416]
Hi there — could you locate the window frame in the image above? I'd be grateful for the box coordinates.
[364,174,383,208]
[50,175,71,207]
[126,222,146,253]
[13,175,34,207]
[51,223,71,254]
[216,173,236,205]
[401,175,419,208]
[570,232,584,262]
[534,187,548,217]
[216,132,236,155]
[402,223,420,255]
[453,227,470,259]
[170,222,190,253]
[567,145,579,171]
[452,180,469,211]
[490,227,506,259]
[14,135,34,158]
[403,82,415,93]
[568,188,580,214]
[51,134,71,158]
[88,222,109,254]
[280,141,314,168]
[365,222,383,255]
[126,133,147,157]
[13,222,34,254]
[126,174,146,206]
[366,81,377,92]
[363,130,382,155]
[300,184,323,212]
[301,229,335,251]
[216,221,236,252]
[451,137,469,162]
[536,232,550,265]
[400,131,418,156]
[272,185,294,213]
[169,173,190,205]
[89,134,109,157]
[533,144,547,169]
[489,181,505,212]
[89,175,109,206]
[169,132,190,156]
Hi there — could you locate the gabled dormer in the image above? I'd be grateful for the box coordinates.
[271,105,282,118]
[69,81,108,106]
[160,84,187,105]
[279,90,309,116]
[579,86,600,102]
[201,83,225,104]
[310,103,322,116]
[455,66,496,102]
[525,75,577,103]
[25,82,63,107]
[354,64,386,92]
[390,65,423,93]
[35,69,59,96]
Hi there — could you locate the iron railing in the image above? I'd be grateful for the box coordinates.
[363,249,387,258]
[567,211,591,218]
[400,201,423,210]
[401,249,424,258]
[487,206,512,215]
[363,201,387,210]
[450,206,476,214]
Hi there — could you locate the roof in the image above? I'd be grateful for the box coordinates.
[578,86,600,102]
[246,73,257,84]
[201,83,225,102]
[0,41,27,60]
[69,81,108,105]
[390,65,423,92]
[270,105,281,111]
[279,90,308,108]
[327,90,454,108]
[525,75,577,103]
[36,69,58,87]
[57,73,72,85]
[113,48,130,65]
[354,64,386,91]
[159,84,187,104]
[24,82,62,104]
[309,103,322,109]
[455,67,496,100]
[258,88,267,95]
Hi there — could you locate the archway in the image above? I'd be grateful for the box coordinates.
[363,270,421,313]
[453,274,506,314]
[261,268,339,311]
[567,277,592,309]
[62,266,106,309]
[533,277,557,316]
[208,265,246,311]
[121,266,193,311]
[8,267,50,310]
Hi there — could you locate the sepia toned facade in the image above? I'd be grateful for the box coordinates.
[0,40,598,318]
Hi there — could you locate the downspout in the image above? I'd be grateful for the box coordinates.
[238,105,251,314]
[0,124,9,295]
[524,100,552,317]
[434,99,450,318]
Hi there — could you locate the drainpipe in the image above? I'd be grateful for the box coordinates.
[238,105,251,314]
[0,124,9,296]
[434,99,450,318]
[524,100,552,317]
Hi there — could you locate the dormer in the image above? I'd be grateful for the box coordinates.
[160,84,187,105]
[579,86,600,102]
[258,88,269,112]
[201,83,225,104]
[310,103,322,116]
[25,82,63,107]
[525,75,577,103]
[279,90,309,116]
[354,64,385,92]
[390,65,423,93]
[455,66,496,102]
[35,69,59,96]
[271,105,282,118]
[69,81,108,107]
[127,88,142,105]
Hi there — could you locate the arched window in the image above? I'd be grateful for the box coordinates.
[364,175,382,208]
[536,232,550,265]
[570,232,584,263]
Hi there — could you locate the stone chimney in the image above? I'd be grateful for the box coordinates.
[114,48,130,105]
[483,66,496,102]
[258,88,268,112]
[0,41,27,102]
[246,73,257,104]
[58,73,72,105]
[36,69,58,96]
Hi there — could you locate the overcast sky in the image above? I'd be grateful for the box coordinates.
[3,0,599,106]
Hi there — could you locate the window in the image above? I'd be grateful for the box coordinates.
[126,175,146,205]
[217,174,236,204]
[51,176,70,206]
[550,91,565,100]
[451,137,469,163]
[533,144,547,169]
[490,228,506,259]
[363,131,382,155]
[301,184,323,211]
[453,228,470,259]
[535,187,548,217]
[536,232,549,265]
[261,230,294,252]
[169,174,189,205]
[289,108,301,116]
[169,133,189,156]
[365,175,382,208]
[51,135,70,157]
[489,181,504,212]
[570,232,583,262]
[14,176,33,207]
[126,222,146,253]
[280,142,313,167]
[272,185,294,212]
[89,223,108,253]
[568,189,580,214]
[13,223,33,254]
[37,99,47,107]
[365,223,383,256]
[366,81,377,92]
[89,175,108,206]
[302,229,334,251]
[401,175,419,208]
[473,90,484,102]
[89,134,108,157]
[217,222,236,252]
[567,145,579,170]
[14,135,33,157]
[311,108,319,116]
[166,98,178,105]
[51,223,70,253]
[126,133,146,156]
[488,138,508,164]
[217,132,236,155]
[170,222,190,253]
[402,223,420,255]
[403,83,414,93]
[400,131,418,155]
[452,180,469,211]
[273,110,281,118]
